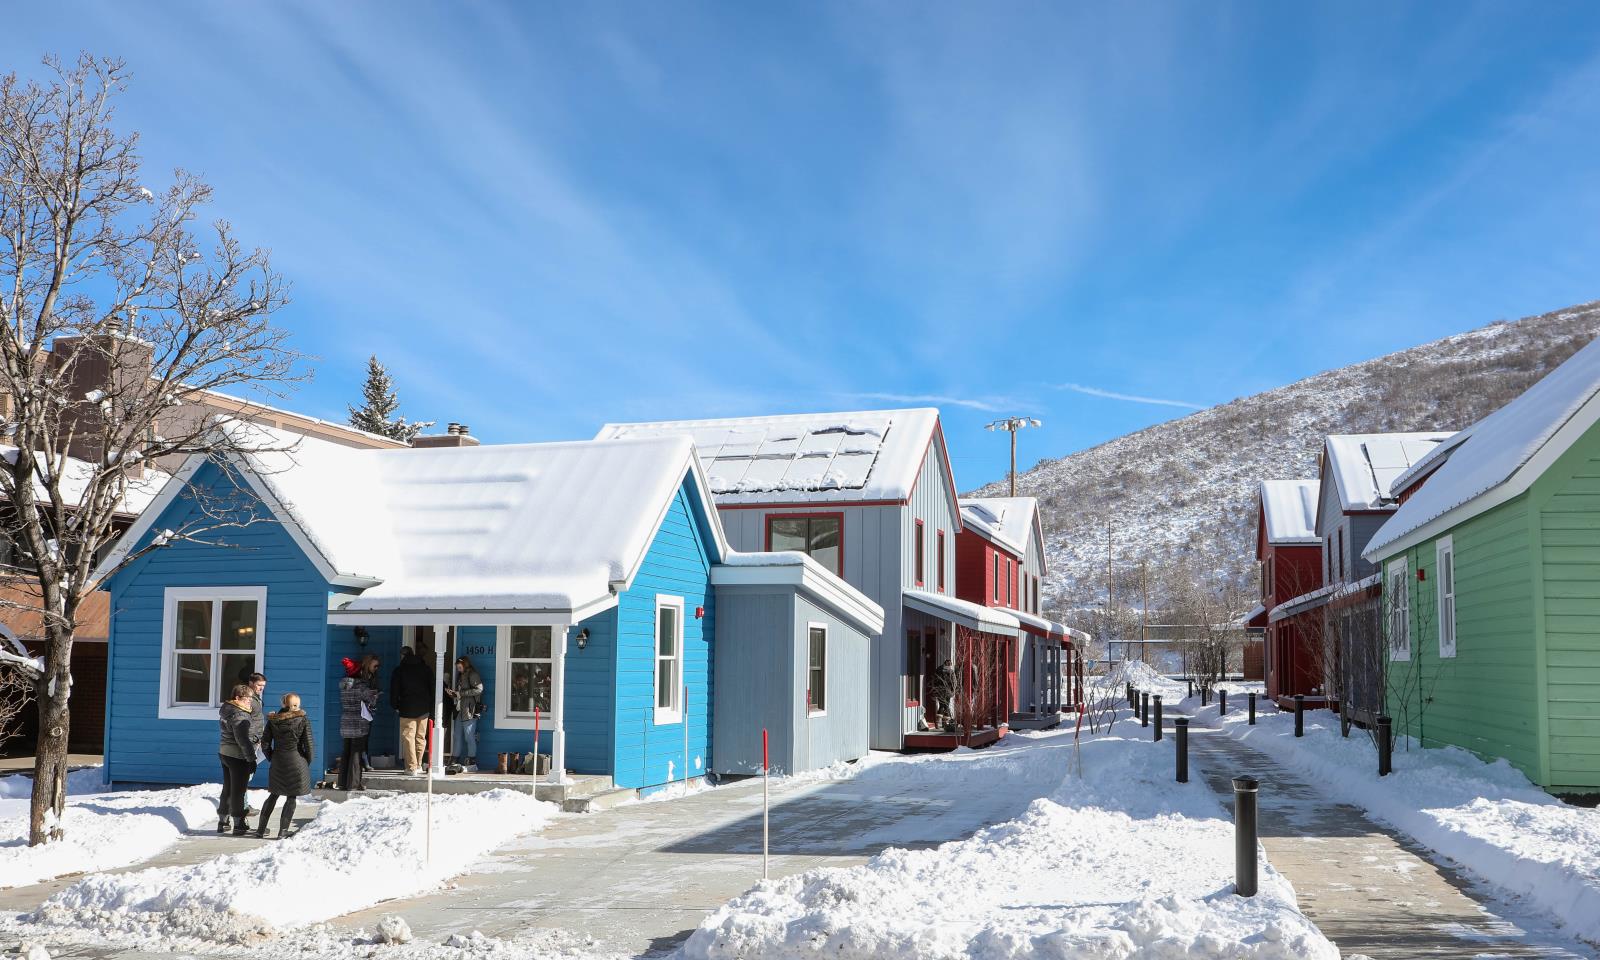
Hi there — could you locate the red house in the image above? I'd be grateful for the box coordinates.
[1256,480,1323,703]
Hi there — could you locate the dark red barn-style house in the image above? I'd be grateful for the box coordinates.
[1256,480,1324,704]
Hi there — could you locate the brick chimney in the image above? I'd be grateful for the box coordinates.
[47,333,155,472]
[411,422,481,449]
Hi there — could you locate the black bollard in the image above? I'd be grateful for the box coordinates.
[1187,678,1194,699]
[1174,717,1189,783]
[1233,776,1259,897]
[1219,688,1227,715]
[1340,699,1351,738]
[1153,695,1163,741]
[1202,686,1210,707]
[1248,691,1256,725]
[1141,691,1150,727]
[1377,715,1393,776]
[1294,695,1305,737]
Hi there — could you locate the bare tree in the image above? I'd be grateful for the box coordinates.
[0,633,32,752]
[0,54,302,845]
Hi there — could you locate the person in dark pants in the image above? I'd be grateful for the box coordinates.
[258,692,314,839]
[217,684,256,835]
[933,658,958,724]
[337,656,380,791]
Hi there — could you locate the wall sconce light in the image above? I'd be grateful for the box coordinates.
[354,626,370,646]
[575,628,589,651]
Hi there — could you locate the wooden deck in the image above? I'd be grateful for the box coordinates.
[903,725,1005,751]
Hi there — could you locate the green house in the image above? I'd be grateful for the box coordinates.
[1364,338,1600,795]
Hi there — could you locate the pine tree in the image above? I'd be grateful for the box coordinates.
[348,355,430,442]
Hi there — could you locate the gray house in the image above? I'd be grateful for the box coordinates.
[597,408,971,750]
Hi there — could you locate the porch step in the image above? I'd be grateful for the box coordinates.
[317,769,633,812]
[1007,712,1062,731]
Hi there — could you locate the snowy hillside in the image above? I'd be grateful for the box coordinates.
[980,300,1600,612]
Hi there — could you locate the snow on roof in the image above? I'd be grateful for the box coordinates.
[1241,602,1267,626]
[0,445,170,517]
[959,497,1039,557]
[713,550,885,634]
[1258,480,1320,544]
[1324,432,1454,511]
[119,423,721,615]
[904,589,1020,636]
[594,408,940,505]
[1267,573,1380,623]
[998,606,1088,643]
[1367,336,1600,560]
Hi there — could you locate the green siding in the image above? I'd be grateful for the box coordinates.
[1534,427,1600,789]
[1384,498,1541,780]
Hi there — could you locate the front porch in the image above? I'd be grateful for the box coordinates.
[326,768,637,812]
[903,725,1005,750]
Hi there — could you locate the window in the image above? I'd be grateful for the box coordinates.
[1008,561,1016,607]
[914,520,926,586]
[500,625,553,720]
[1337,527,1346,581]
[807,623,827,714]
[766,514,842,575]
[1387,559,1411,661]
[158,587,265,719]
[1436,537,1457,659]
[654,596,684,723]
[993,553,1001,602]
[936,530,946,592]
[1032,575,1040,614]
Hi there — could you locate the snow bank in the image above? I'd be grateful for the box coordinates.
[682,723,1335,960]
[0,784,221,889]
[0,765,106,800]
[30,788,554,943]
[1101,659,1187,701]
[1217,709,1600,945]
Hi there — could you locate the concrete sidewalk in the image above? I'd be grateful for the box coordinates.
[1187,727,1589,959]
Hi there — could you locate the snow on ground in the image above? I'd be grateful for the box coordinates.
[680,717,1337,960]
[21,788,555,946]
[0,767,227,889]
[1211,707,1600,947]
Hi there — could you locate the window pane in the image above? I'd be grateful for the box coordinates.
[808,517,840,554]
[508,660,552,714]
[769,518,807,553]
[174,652,211,704]
[219,600,258,650]
[510,625,552,660]
[657,664,673,710]
[809,627,826,711]
[176,600,212,650]
[221,653,256,693]
[658,607,677,658]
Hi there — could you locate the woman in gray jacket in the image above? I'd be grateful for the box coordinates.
[447,655,483,769]
[218,684,256,836]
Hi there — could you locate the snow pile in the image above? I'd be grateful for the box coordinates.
[0,765,106,800]
[682,724,1335,960]
[0,783,222,889]
[29,789,554,943]
[1100,659,1187,702]
[1217,709,1600,945]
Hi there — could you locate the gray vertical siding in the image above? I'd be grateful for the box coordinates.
[710,587,796,775]
[1349,513,1390,581]
[793,595,871,771]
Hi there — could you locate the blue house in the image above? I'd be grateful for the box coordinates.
[97,425,882,791]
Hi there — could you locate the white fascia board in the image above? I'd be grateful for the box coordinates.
[1364,390,1600,563]
[327,594,616,628]
[617,450,730,593]
[711,561,885,635]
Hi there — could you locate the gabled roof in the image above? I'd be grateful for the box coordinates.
[1258,480,1320,545]
[103,423,729,618]
[1322,432,1454,513]
[594,408,952,508]
[958,497,1040,558]
[0,445,170,518]
[1366,336,1600,560]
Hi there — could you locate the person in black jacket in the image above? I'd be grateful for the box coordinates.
[389,647,435,775]
[217,684,256,836]
[257,692,314,839]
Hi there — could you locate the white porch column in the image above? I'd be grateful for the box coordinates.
[548,625,568,784]
[431,624,448,777]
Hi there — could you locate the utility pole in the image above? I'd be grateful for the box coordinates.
[985,416,1042,498]
[1140,560,1149,665]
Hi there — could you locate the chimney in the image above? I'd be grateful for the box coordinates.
[412,421,481,449]
[48,333,155,474]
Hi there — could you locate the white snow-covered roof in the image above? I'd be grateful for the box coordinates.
[998,606,1088,644]
[1367,336,1600,560]
[713,551,885,634]
[1258,480,1319,544]
[594,408,944,505]
[1324,432,1454,512]
[1267,573,1380,623]
[0,445,170,517]
[959,497,1039,558]
[904,589,1020,637]
[106,423,727,617]
[1241,602,1266,626]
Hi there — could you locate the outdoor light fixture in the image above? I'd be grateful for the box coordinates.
[985,416,1044,498]
[576,628,589,650]
[354,626,369,646]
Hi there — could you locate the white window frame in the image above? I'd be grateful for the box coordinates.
[654,595,684,725]
[495,624,559,728]
[1386,558,1411,662]
[1436,536,1457,659]
[157,586,267,720]
[806,621,828,717]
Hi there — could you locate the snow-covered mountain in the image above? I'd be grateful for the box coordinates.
[976,300,1600,612]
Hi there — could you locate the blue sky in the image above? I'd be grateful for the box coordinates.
[10,3,1600,487]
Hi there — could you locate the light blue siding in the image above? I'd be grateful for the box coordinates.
[106,462,336,786]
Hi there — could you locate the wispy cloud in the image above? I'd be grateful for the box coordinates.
[1053,383,1203,410]
[847,391,1016,413]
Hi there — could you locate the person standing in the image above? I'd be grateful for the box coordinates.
[446,655,483,770]
[336,656,380,791]
[217,684,256,835]
[389,647,434,775]
[257,692,314,839]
